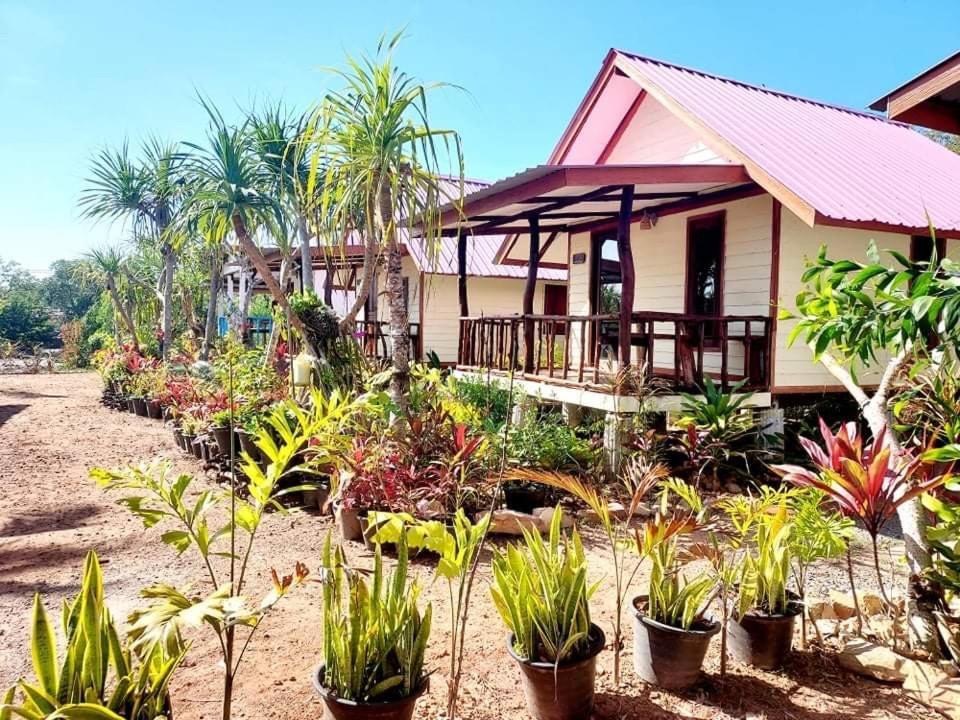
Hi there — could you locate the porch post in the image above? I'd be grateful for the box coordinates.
[617,185,636,366]
[523,216,541,373]
[457,229,469,317]
[457,229,469,364]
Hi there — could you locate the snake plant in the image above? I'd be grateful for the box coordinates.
[490,507,597,663]
[319,533,431,702]
[1,551,186,720]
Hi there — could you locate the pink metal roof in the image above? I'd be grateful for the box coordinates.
[406,234,567,281]
[614,50,960,234]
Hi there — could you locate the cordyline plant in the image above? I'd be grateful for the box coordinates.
[773,419,951,612]
[782,238,960,652]
[90,392,350,720]
[2,552,186,720]
[504,459,667,686]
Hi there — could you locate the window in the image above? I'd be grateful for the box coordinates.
[910,235,946,266]
[685,211,725,318]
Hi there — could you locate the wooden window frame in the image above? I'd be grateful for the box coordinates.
[684,210,726,348]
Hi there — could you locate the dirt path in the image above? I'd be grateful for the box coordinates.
[0,372,939,719]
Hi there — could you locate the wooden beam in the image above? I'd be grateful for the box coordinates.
[523,216,541,373]
[768,198,782,392]
[617,186,636,365]
[457,230,469,318]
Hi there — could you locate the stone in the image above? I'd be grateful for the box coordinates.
[903,661,960,720]
[478,509,544,536]
[632,502,654,518]
[838,639,915,683]
[861,593,886,616]
[808,600,839,621]
[829,591,859,620]
[532,506,574,529]
[579,501,628,524]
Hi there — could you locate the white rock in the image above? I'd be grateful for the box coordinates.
[838,639,915,683]
[903,661,960,720]
[532,507,574,529]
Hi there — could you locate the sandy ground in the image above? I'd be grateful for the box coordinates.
[0,372,940,719]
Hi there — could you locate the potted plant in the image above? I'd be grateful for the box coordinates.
[490,508,603,720]
[632,480,718,689]
[209,408,237,457]
[313,534,431,720]
[727,496,801,670]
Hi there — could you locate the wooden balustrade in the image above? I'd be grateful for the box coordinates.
[358,320,422,361]
[458,312,772,392]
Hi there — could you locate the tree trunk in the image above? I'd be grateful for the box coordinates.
[378,185,410,413]
[322,250,335,307]
[231,214,315,355]
[863,397,940,656]
[161,243,176,362]
[297,215,313,293]
[107,277,138,351]
[265,255,292,364]
[338,231,378,331]
[202,250,222,360]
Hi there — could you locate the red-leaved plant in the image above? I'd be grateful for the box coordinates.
[773,419,949,605]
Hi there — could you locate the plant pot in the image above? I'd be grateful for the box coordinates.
[359,513,398,553]
[335,504,364,542]
[312,665,427,720]
[181,433,195,455]
[503,484,547,515]
[132,397,148,417]
[147,399,163,420]
[173,428,184,450]
[729,601,802,670]
[126,398,136,413]
[507,624,605,720]
[238,430,262,463]
[212,426,235,457]
[632,597,719,689]
[191,437,204,460]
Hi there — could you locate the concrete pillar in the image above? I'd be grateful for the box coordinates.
[603,412,627,477]
[511,394,536,427]
[562,402,583,428]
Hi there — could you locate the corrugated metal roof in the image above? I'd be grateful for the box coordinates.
[615,50,960,232]
[406,234,567,281]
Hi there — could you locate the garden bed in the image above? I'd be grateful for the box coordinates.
[0,372,942,720]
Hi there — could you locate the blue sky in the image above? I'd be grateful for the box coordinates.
[1,0,958,272]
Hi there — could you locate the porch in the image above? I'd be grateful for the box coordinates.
[358,320,422,363]
[458,310,771,393]
[419,163,777,409]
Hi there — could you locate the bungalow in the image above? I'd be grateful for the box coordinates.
[430,49,960,417]
[223,177,567,364]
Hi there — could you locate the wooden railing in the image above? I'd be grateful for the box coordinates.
[359,320,422,361]
[458,312,772,392]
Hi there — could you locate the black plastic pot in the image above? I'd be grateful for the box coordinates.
[632,597,719,689]
[211,426,235,457]
[191,437,204,460]
[729,600,802,670]
[173,428,184,450]
[503,484,547,515]
[132,397,148,417]
[313,666,427,720]
[507,624,605,720]
[237,430,262,463]
[126,398,136,413]
[181,433,195,455]
[146,399,163,419]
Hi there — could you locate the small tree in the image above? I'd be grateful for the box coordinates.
[783,240,960,652]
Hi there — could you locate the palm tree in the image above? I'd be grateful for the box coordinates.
[307,33,464,408]
[85,245,138,348]
[248,103,315,293]
[181,97,311,348]
[78,140,186,360]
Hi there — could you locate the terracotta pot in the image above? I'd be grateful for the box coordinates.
[146,399,163,420]
[335,504,364,542]
[312,666,427,720]
[632,597,719,689]
[507,624,604,720]
[729,600,802,670]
